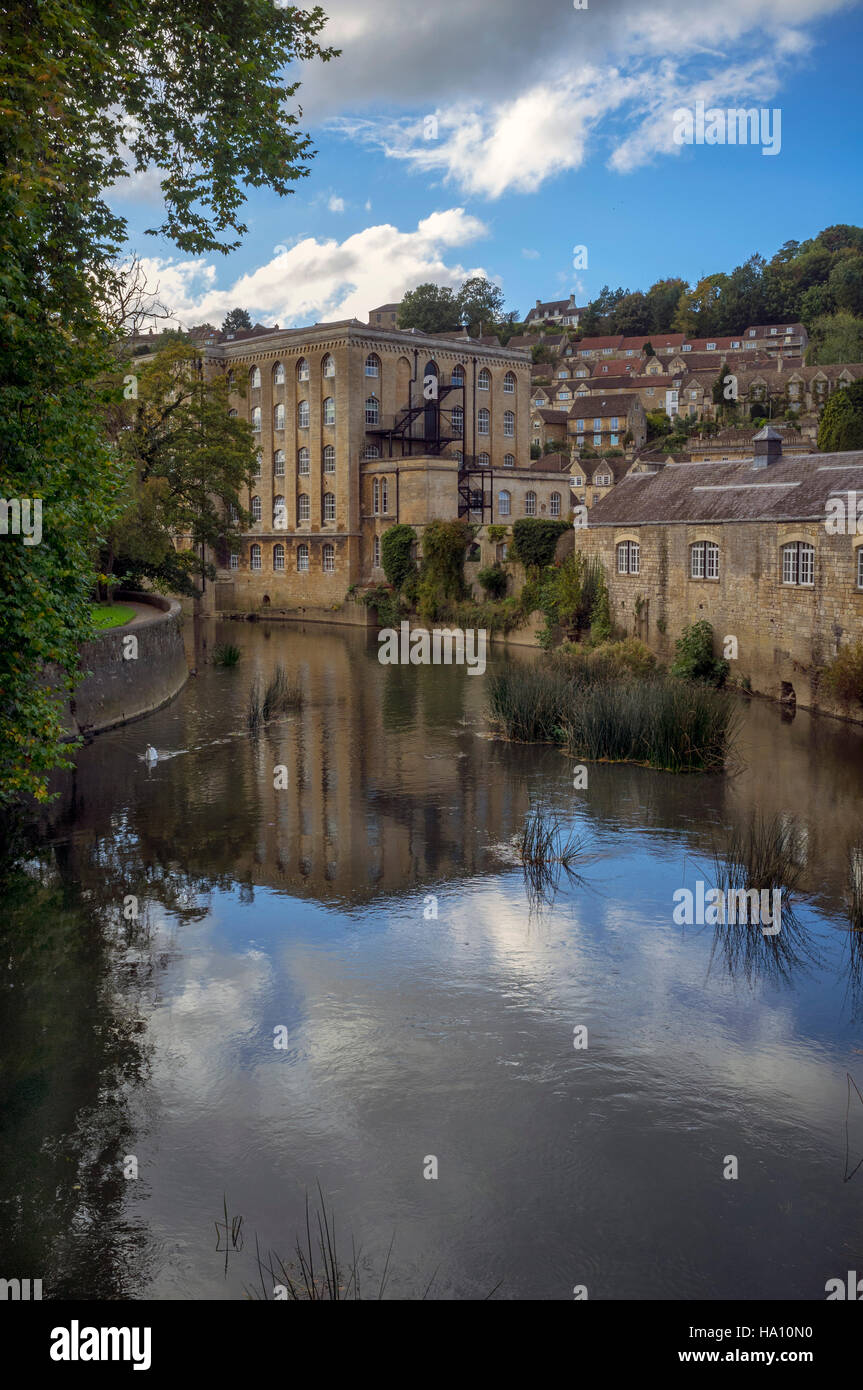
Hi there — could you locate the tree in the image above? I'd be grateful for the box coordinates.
[807,311,863,365]
[818,380,863,452]
[456,277,505,336]
[221,308,253,335]
[828,259,863,317]
[398,283,460,334]
[0,0,337,802]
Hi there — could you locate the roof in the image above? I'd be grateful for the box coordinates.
[530,452,573,473]
[528,297,580,317]
[570,394,637,418]
[592,358,638,376]
[572,335,624,352]
[369,303,400,314]
[536,408,570,424]
[585,450,863,526]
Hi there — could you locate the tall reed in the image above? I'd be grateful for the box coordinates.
[246,663,303,732]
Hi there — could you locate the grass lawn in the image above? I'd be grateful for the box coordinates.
[90,603,137,630]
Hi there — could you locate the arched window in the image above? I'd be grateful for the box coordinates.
[322,543,335,573]
[550,492,561,517]
[478,367,491,390]
[228,408,238,418]
[274,449,285,476]
[363,444,380,460]
[782,541,814,586]
[252,450,262,476]
[451,364,465,387]
[373,478,379,514]
[323,445,335,473]
[365,353,380,378]
[478,451,490,467]
[298,494,311,523]
[451,405,464,435]
[477,407,490,435]
[365,395,379,425]
[250,543,262,570]
[250,366,261,389]
[373,535,381,569]
[297,357,310,382]
[273,362,285,385]
[690,540,720,579]
[525,491,537,516]
[251,406,261,433]
[297,400,310,429]
[298,447,310,475]
[498,490,511,516]
[504,453,515,467]
[273,495,286,528]
[323,493,335,522]
[251,495,262,522]
[297,543,309,572]
[504,371,516,394]
[322,354,335,378]
[504,410,515,437]
[227,371,235,388]
[229,502,239,522]
[274,402,285,431]
[273,543,285,571]
[617,541,640,575]
[379,477,389,513]
[322,397,335,426]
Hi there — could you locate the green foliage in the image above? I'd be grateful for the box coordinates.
[360,584,404,629]
[530,442,542,459]
[212,643,241,668]
[807,310,863,365]
[486,524,509,544]
[477,564,508,599]
[646,410,672,440]
[510,518,570,570]
[456,277,505,336]
[820,641,863,708]
[671,620,729,686]
[89,604,135,630]
[554,638,659,680]
[398,283,460,334]
[817,379,863,451]
[417,520,472,622]
[380,524,417,591]
[221,309,252,334]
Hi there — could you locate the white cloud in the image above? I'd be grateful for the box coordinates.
[327,194,346,213]
[522,249,540,260]
[140,208,489,329]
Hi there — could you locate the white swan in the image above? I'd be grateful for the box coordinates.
[144,744,158,763]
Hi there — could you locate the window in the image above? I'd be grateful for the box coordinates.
[373,478,379,514]
[451,364,464,387]
[477,408,490,435]
[572,476,583,487]
[322,543,335,573]
[323,445,335,473]
[274,449,285,476]
[550,492,561,517]
[229,552,239,570]
[498,490,511,516]
[274,403,285,431]
[478,368,491,390]
[298,494,311,523]
[365,395,380,425]
[858,548,863,590]
[273,543,285,571]
[297,543,309,572]
[558,390,571,401]
[576,419,585,431]
[504,410,515,437]
[617,540,640,575]
[298,447,310,475]
[322,354,335,378]
[365,353,380,378]
[227,371,235,388]
[782,541,814,586]
[381,477,389,513]
[594,473,611,486]
[593,417,602,430]
[273,496,286,528]
[229,408,238,418]
[363,444,380,460]
[322,397,335,426]
[610,434,619,447]
[558,370,568,380]
[273,362,285,386]
[525,491,537,516]
[250,366,261,389]
[451,404,464,436]
[576,436,584,447]
[252,450,262,476]
[323,493,335,522]
[298,400,310,429]
[610,416,619,430]
[373,535,381,569]
[297,357,310,381]
[504,453,515,467]
[593,434,602,447]
[251,496,262,522]
[229,502,239,522]
[706,342,716,351]
[504,372,516,394]
[251,406,261,433]
[250,543,262,571]
[478,452,490,468]
[690,541,719,579]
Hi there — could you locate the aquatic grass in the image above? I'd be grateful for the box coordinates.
[212,642,241,668]
[246,664,303,732]
[846,840,863,932]
[517,805,590,912]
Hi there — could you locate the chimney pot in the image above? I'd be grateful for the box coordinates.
[752,425,782,469]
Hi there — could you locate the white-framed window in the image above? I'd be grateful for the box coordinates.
[322,397,335,426]
[857,548,863,590]
[706,342,716,351]
[782,541,814,586]
[229,502,239,522]
[558,390,571,401]
[593,434,602,447]
[576,436,584,447]
[365,353,380,378]
[298,494,311,523]
[365,395,379,425]
[593,417,602,429]
[610,416,619,430]
[576,418,585,430]
[478,452,490,467]
[504,371,516,394]
[298,447,310,475]
[251,496,262,522]
[363,444,380,460]
[322,543,335,573]
[525,491,537,516]
[229,408,238,418]
[274,402,285,431]
[251,406,262,433]
[550,492,561,517]
[298,400,310,429]
[558,370,569,380]
[381,477,389,513]
[297,357,310,381]
[451,364,464,386]
[691,540,719,579]
[451,404,464,435]
[323,445,335,473]
[594,473,611,486]
[478,408,490,435]
[273,495,286,528]
[273,361,285,386]
[273,543,285,571]
[250,543,262,571]
[227,371,235,389]
[323,492,336,522]
[504,453,515,467]
[229,552,239,570]
[252,450,262,476]
[274,449,285,476]
[322,354,335,378]
[478,368,491,390]
[504,410,515,437]
[373,478,379,514]
[617,540,640,574]
[498,489,511,516]
[297,543,309,572]
[373,535,381,569]
[250,366,261,389]
[572,476,583,487]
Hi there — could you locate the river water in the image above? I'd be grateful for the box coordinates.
[2,619,863,1300]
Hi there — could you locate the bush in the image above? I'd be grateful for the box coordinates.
[417,519,472,621]
[212,642,241,667]
[360,583,404,628]
[510,517,570,570]
[381,524,417,591]
[671,620,729,686]
[821,640,863,707]
[477,564,508,599]
[554,637,658,681]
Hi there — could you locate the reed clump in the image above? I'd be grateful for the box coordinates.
[246,664,303,732]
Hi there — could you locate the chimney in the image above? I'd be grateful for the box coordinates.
[536,299,541,309]
[752,425,782,469]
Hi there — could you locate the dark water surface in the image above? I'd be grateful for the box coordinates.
[3,619,863,1299]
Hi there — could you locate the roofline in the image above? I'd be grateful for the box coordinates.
[205,321,532,363]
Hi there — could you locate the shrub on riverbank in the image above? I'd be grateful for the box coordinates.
[820,640,863,710]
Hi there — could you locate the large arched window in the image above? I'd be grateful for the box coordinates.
[524,491,537,516]
[690,540,720,579]
[322,353,335,378]
[298,447,310,475]
[250,495,262,522]
[298,494,311,522]
[297,543,309,572]
[323,493,336,522]
[478,367,491,390]
[297,357,310,382]
[274,402,285,431]
[297,400,310,429]
[617,540,640,575]
[365,395,380,425]
[782,541,814,586]
[504,371,516,394]
[274,449,285,476]
[498,490,511,516]
[273,495,286,528]
[503,410,515,437]
[451,364,465,387]
[477,408,490,435]
[250,366,261,389]
[273,543,285,571]
[323,445,335,473]
[322,397,335,426]
[251,406,261,432]
[365,353,380,378]
[322,543,335,573]
[250,542,262,570]
[451,405,464,435]
[273,361,285,385]
[363,444,380,460]
[550,492,561,517]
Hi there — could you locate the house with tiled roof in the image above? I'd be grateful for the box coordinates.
[525,294,584,329]
[569,393,647,455]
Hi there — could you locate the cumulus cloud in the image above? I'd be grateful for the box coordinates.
[327,194,346,213]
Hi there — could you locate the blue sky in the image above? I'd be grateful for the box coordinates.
[110,0,863,330]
